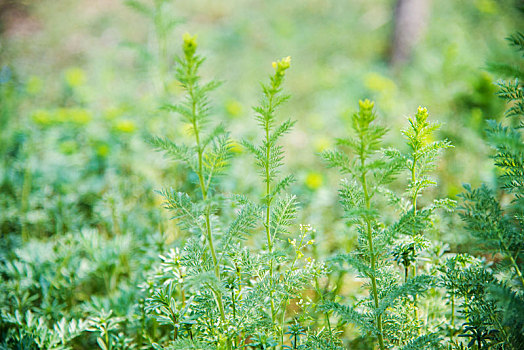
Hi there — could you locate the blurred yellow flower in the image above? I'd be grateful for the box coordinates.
[65,68,86,88]
[225,99,243,117]
[33,108,92,125]
[305,172,323,190]
[69,108,92,124]
[96,144,110,157]
[114,119,136,133]
[31,110,53,125]
[55,108,91,124]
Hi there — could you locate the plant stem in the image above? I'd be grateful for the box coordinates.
[106,329,110,350]
[411,159,418,231]
[450,292,455,341]
[231,288,237,348]
[509,253,524,289]
[356,118,385,350]
[170,309,178,341]
[264,93,276,326]
[411,158,419,327]
[498,236,524,288]
[280,306,286,348]
[361,169,385,350]
[279,234,305,348]
[188,78,227,344]
[315,276,334,339]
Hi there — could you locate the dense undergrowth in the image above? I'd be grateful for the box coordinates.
[1,1,524,349]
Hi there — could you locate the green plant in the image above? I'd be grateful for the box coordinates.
[242,56,325,346]
[147,33,233,347]
[455,31,524,349]
[0,310,87,350]
[87,310,126,350]
[322,100,453,349]
[147,34,321,349]
[124,0,180,94]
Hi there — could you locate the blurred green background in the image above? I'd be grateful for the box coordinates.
[2,0,522,232]
[0,0,523,347]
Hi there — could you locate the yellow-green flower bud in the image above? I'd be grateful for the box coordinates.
[273,56,291,75]
[358,99,375,111]
[416,106,429,124]
[182,33,198,57]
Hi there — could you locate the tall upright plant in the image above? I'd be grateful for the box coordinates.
[125,0,180,94]
[146,35,320,350]
[148,33,235,348]
[322,100,453,349]
[243,56,322,347]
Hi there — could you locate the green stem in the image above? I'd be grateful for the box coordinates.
[280,306,286,348]
[106,330,110,350]
[170,309,178,341]
[450,292,455,341]
[232,288,237,348]
[356,123,385,350]
[361,171,385,350]
[279,235,305,348]
[312,229,333,337]
[315,276,333,339]
[187,74,227,344]
[411,160,417,212]
[411,160,420,328]
[508,253,524,289]
[264,93,276,326]
[498,237,524,288]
